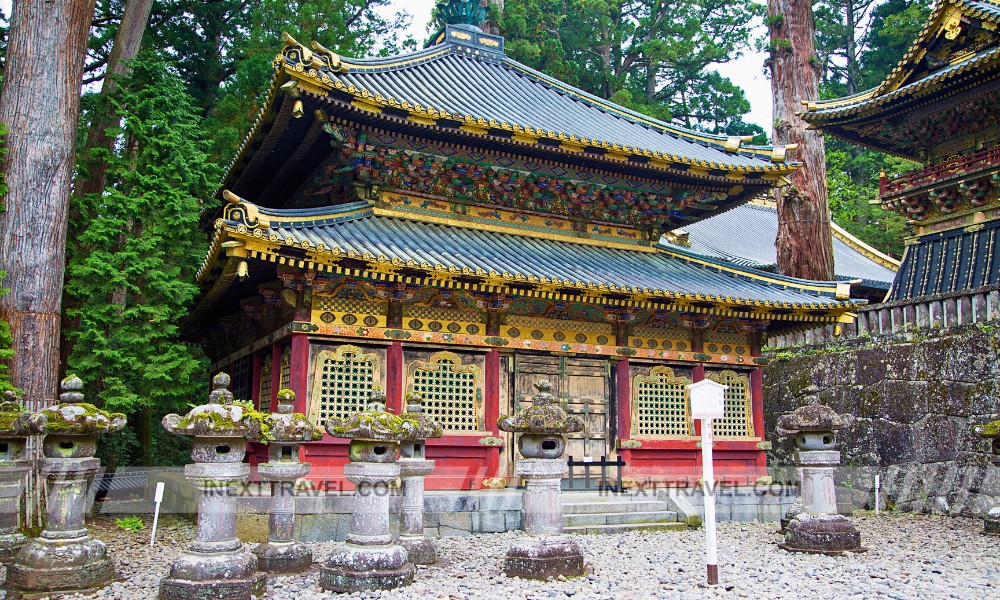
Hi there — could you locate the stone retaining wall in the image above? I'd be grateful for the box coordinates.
[764,323,1000,517]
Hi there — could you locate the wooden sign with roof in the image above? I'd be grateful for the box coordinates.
[190,0,861,490]
[803,0,1000,301]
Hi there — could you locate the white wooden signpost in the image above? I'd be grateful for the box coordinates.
[688,379,727,586]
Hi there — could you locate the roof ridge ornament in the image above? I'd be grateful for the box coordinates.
[435,0,488,27]
[222,189,271,231]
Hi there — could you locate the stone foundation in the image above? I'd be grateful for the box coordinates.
[765,325,1000,517]
[504,535,585,580]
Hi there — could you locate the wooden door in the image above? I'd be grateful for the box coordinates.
[511,354,611,472]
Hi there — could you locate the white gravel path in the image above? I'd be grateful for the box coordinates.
[6,512,999,599]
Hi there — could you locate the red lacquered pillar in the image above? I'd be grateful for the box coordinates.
[386,341,404,413]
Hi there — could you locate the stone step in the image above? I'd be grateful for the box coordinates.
[562,500,673,515]
[564,522,687,535]
[564,510,678,528]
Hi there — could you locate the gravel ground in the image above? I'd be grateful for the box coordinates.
[4,512,998,599]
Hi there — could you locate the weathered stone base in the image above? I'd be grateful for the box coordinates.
[319,543,413,592]
[400,536,437,565]
[779,497,803,533]
[159,575,267,600]
[504,535,585,580]
[984,516,1000,535]
[252,541,313,573]
[159,549,265,599]
[6,537,115,594]
[780,514,865,555]
[0,532,28,564]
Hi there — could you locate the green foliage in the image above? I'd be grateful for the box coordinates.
[498,0,765,133]
[65,53,220,466]
[115,516,145,531]
[149,0,415,162]
[812,0,932,257]
[826,141,913,257]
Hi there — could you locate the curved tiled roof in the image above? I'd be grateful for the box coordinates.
[209,202,859,309]
[658,202,899,288]
[273,27,791,174]
[804,0,1000,123]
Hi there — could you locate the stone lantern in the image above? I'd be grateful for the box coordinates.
[320,389,417,592]
[498,380,585,580]
[0,391,32,564]
[7,375,126,594]
[397,391,443,565]
[250,388,324,573]
[776,396,863,554]
[159,373,266,599]
[973,419,1000,535]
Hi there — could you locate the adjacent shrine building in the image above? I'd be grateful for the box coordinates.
[188,10,861,490]
[803,0,1000,301]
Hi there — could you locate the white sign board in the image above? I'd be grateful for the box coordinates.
[688,379,727,420]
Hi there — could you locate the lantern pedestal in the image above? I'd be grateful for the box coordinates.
[779,450,863,555]
[504,458,584,580]
[0,460,31,564]
[320,461,414,592]
[253,461,313,573]
[7,457,115,594]
[398,457,436,565]
[160,462,266,599]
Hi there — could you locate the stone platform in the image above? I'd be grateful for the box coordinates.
[139,473,802,541]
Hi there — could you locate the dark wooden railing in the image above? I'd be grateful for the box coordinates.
[563,455,626,492]
[880,145,1000,198]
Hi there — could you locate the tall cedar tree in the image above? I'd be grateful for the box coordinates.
[767,0,836,281]
[0,124,12,393]
[498,0,765,138]
[64,54,219,467]
[0,0,96,413]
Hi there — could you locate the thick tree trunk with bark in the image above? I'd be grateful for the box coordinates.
[75,0,153,200]
[767,0,836,281]
[0,0,97,407]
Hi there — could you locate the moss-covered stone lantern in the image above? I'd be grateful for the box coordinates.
[398,391,443,565]
[7,375,126,595]
[498,380,586,580]
[320,389,417,592]
[0,391,33,564]
[158,373,266,599]
[973,419,1000,535]
[249,388,324,573]
[776,395,864,555]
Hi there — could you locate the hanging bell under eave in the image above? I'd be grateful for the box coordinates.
[237,260,249,280]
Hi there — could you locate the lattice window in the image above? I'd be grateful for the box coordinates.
[632,366,693,437]
[231,356,252,401]
[708,370,754,438]
[258,355,273,412]
[309,345,381,423]
[279,347,291,391]
[408,352,483,433]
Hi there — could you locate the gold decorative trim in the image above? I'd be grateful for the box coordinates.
[631,366,696,439]
[407,351,485,433]
[308,344,382,424]
[707,369,754,438]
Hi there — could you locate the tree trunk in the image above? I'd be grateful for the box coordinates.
[75,0,153,200]
[845,0,860,95]
[61,0,154,377]
[767,0,836,281]
[0,0,97,407]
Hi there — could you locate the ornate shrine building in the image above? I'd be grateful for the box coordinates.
[188,10,861,490]
[803,0,1000,301]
